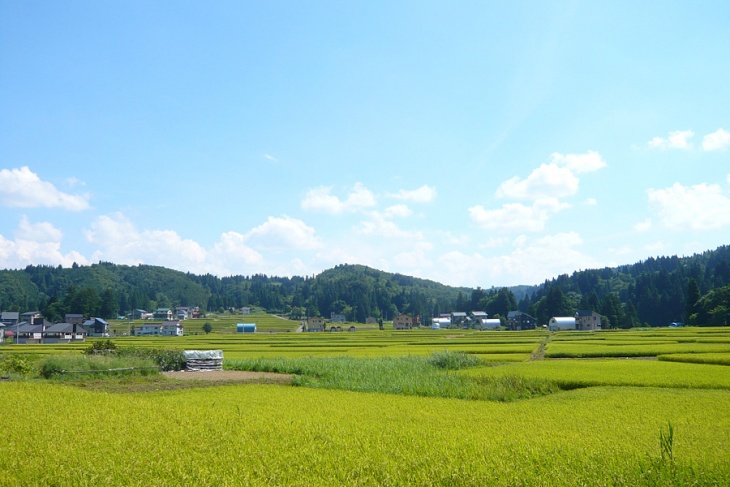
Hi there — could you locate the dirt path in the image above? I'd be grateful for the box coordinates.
[163,370,293,384]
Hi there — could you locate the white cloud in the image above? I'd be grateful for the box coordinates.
[392,242,434,271]
[468,198,570,233]
[383,204,412,218]
[16,215,63,242]
[390,185,437,203]
[245,215,321,251]
[702,128,730,152]
[301,183,376,214]
[0,166,90,210]
[495,151,605,201]
[0,217,88,269]
[648,182,730,230]
[549,151,607,174]
[263,153,279,162]
[209,232,265,271]
[582,198,598,206]
[496,163,578,200]
[436,232,604,287]
[84,213,325,276]
[647,130,694,150]
[356,212,423,239]
[633,219,652,233]
[86,213,210,270]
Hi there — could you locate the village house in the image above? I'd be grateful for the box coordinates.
[21,311,42,323]
[153,308,174,320]
[451,312,468,327]
[330,312,345,323]
[575,310,602,330]
[83,318,110,337]
[393,314,420,330]
[65,314,85,325]
[0,311,20,327]
[43,323,87,343]
[470,311,488,322]
[306,317,326,332]
[506,311,536,330]
[134,320,184,336]
[15,322,46,344]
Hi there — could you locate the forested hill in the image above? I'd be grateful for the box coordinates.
[0,245,729,327]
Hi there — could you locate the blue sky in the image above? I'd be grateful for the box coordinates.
[1,1,729,287]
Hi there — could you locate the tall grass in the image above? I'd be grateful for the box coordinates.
[38,354,159,379]
[226,352,560,401]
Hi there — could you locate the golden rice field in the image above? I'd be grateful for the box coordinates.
[1,325,729,485]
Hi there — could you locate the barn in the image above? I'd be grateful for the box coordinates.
[549,317,576,331]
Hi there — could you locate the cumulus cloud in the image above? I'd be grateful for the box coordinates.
[647,130,694,150]
[496,163,578,200]
[496,151,605,200]
[86,213,208,270]
[702,128,730,152]
[0,217,88,269]
[244,215,321,251]
[356,212,423,239]
[436,232,604,287]
[301,183,376,214]
[84,212,325,276]
[390,185,437,203]
[0,166,90,210]
[209,232,265,271]
[468,198,570,233]
[648,182,730,230]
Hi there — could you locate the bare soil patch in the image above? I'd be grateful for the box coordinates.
[163,370,293,384]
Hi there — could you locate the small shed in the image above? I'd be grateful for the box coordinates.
[236,323,256,333]
[549,317,576,331]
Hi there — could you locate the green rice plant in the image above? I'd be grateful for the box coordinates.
[658,353,730,366]
[0,383,727,485]
[461,358,730,390]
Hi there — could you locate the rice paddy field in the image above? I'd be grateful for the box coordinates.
[1,323,729,486]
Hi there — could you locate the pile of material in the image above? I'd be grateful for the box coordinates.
[183,350,224,371]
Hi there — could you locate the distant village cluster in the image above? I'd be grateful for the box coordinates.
[0,306,205,344]
[305,309,602,332]
[1,305,602,343]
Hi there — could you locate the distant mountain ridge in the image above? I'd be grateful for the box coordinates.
[0,244,729,327]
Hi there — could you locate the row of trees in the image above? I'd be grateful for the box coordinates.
[0,246,729,327]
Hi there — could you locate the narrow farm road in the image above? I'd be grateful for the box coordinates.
[530,334,551,361]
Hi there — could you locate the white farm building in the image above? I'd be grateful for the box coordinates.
[548,317,576,331]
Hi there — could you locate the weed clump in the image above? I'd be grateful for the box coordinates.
[427,350,484,370]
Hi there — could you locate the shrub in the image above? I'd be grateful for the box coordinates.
[0,354,35,375]
[83,339,118,355]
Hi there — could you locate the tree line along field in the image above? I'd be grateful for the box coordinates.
[1,326,729,485]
